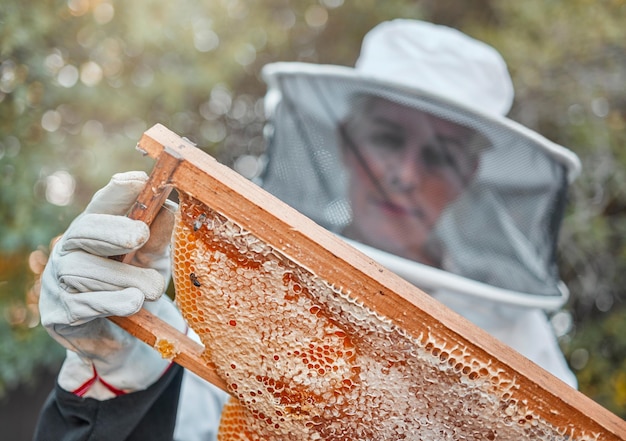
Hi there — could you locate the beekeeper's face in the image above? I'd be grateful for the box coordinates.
[340,97,480,265]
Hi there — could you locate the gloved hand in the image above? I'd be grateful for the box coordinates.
[39,171,186,399]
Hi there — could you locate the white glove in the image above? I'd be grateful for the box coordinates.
[40,171,186,399]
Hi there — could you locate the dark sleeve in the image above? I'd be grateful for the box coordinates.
[33,363,184,441]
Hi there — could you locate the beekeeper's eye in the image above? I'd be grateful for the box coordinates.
[421,144,457,169]
[368,130,405,153]
[422,135,469,171]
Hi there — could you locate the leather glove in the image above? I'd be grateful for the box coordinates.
[39,171,186,399]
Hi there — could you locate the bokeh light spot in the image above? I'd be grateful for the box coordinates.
[80,61,103,86]
[0,60,17,93]
[194,29,220,53]
[234,44,256,66]
[305,5,328,28]
[275,9,296,30]
[551,311,573,337]
[570,348,589,371]
[94,2,115,24]
[234,154,262,179]
[3,136,21,158]
[45,171,76,206]
[131,64,154,87]
[201,120,227,143]
[82,119,104,139]
[41,110,62,132]
[591,97,609,118]
[321,0,344,8]
[124,118,148,140]
[57,65,79,88]
[208,85,232,116]
[44,51,65,75]
[67,0,89,16]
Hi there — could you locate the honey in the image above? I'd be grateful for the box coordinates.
[155,338,179,361]
[171,192,599,440]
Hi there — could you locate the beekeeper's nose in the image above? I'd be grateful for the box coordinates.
[387,148,426,192]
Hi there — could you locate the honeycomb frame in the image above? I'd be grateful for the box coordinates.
[109,124,626,440]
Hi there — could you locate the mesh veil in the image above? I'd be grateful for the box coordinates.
[259,63,581,310]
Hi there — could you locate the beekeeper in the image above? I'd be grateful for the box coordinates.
[34,19,580,441]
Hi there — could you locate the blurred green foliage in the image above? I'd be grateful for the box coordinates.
[568,307,626,416]
[1,0,625,418]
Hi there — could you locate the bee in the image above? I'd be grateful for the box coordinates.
[193,213,207,231]
[189,272,202,287]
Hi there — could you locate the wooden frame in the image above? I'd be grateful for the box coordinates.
[110,123,626,439]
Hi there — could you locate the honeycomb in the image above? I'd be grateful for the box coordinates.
[171,192,599,440]
[155,338,179,361]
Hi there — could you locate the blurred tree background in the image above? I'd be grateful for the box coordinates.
[1,0,626,424]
